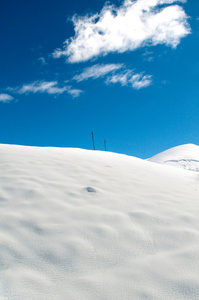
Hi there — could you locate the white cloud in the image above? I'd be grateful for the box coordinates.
[8,81,83,98]
[129,73,152,89]
[53,0,190,63]
[15,81,67,95]
[0,93,14,103]
[107,70,132,86]
[73,63,123,82]
[67,88,83,98]
[107,71,152,89]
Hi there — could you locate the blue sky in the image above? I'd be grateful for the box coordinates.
[0,0,199,158]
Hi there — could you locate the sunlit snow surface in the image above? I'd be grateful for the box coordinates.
[148,144,199,172]
[0,144,199,300]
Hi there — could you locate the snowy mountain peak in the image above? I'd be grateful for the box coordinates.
[148,144,199,172]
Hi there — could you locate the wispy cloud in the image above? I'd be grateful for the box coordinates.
[73,63,152,90]
[142,50,154,62]
[67,88,83,98]
[0,93,14,103]
[73,62,152,90]
[16,81,67,95]
[38,57,47,65]
[8,81,83,98]
[107,71,152,89]
[129,74,153,89]
[73,64,123,82]
[73,63,123,82]
[53,0,190,63]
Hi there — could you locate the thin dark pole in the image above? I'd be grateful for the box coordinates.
[91,132,95,150]
[104,140,106,151]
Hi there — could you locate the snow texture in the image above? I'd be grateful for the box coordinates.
[0,144,199,299]
[148,143,199,172]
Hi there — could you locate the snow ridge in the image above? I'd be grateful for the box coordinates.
[148,143,199,172]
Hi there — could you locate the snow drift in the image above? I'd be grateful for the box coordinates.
[148,143,199,172]
[0,144,199,300]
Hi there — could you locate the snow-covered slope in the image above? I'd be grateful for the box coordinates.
[148,144,199,172]
[0,144,199,300]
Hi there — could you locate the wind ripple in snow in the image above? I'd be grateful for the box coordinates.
[0,144,199,299]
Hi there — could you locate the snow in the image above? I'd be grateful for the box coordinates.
[0,144,199,299]
[148,144,199,172]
